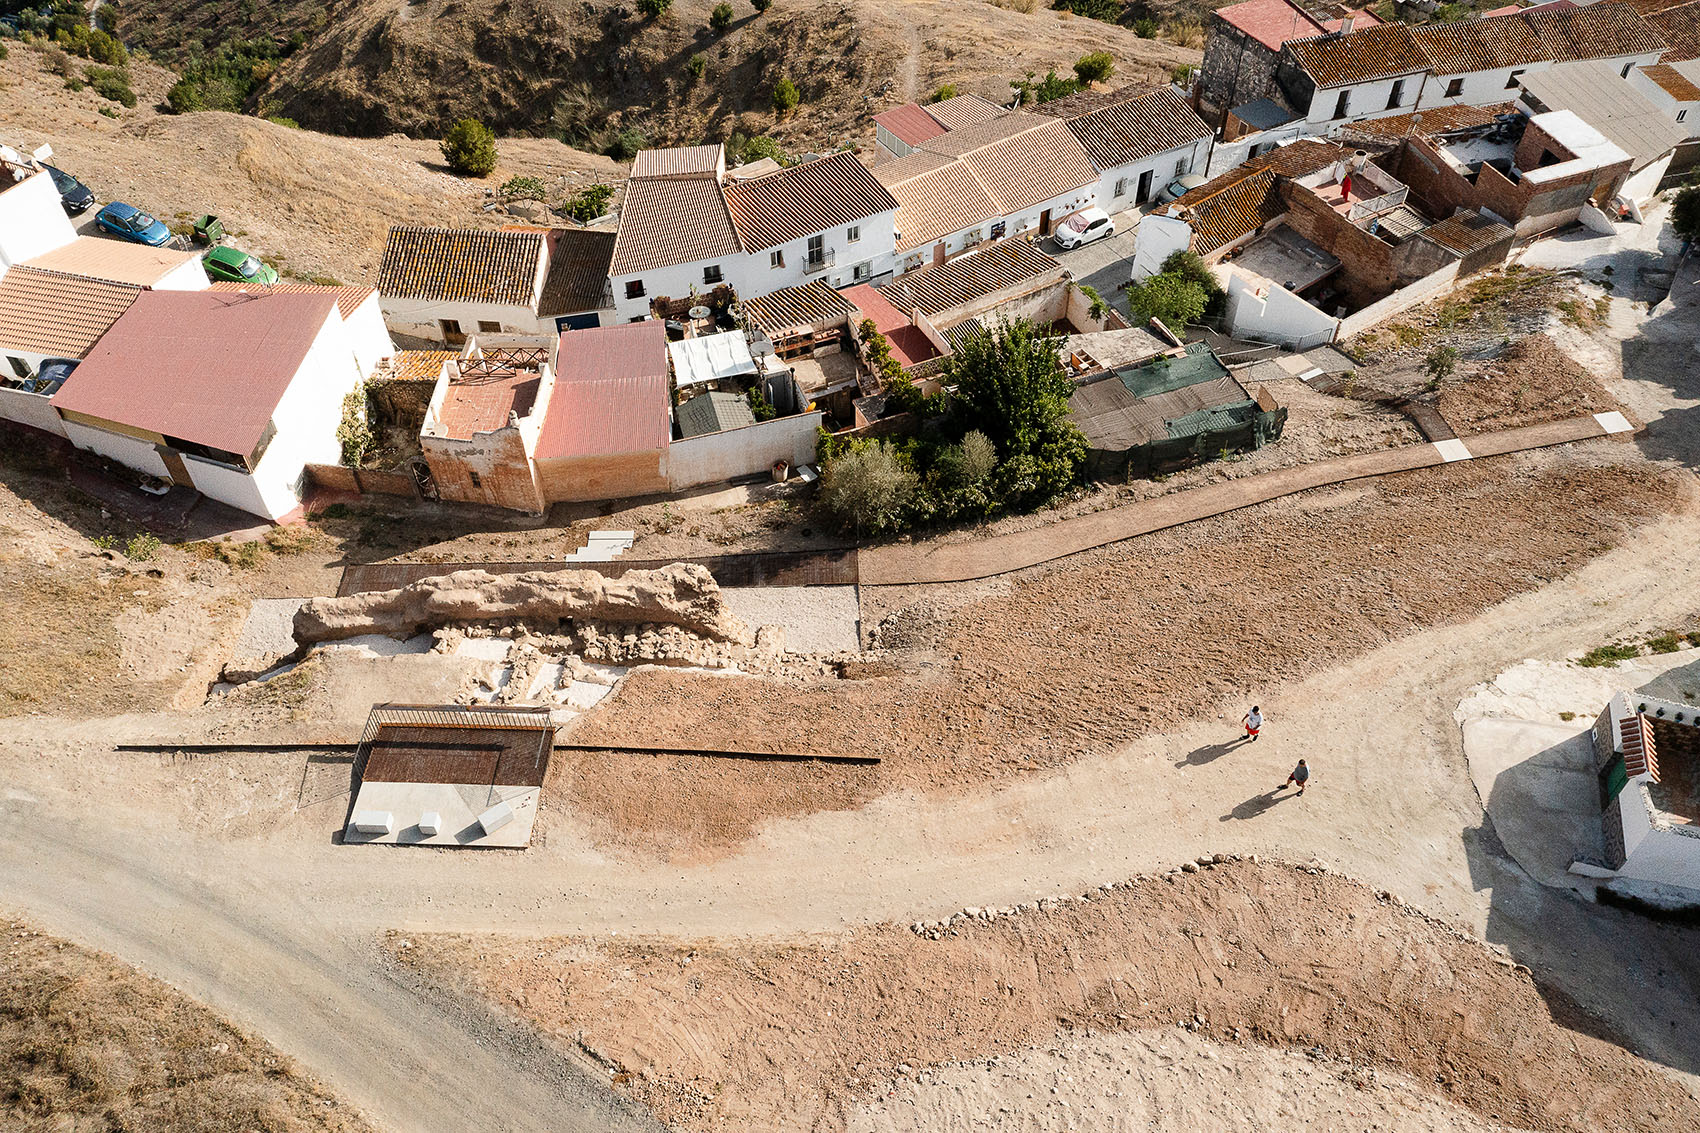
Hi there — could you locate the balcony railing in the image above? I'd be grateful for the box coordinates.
[803,249,836,274]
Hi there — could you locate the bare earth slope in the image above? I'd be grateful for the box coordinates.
[121,0,1198,148]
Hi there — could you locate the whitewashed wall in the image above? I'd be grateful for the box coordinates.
[0,386,67,436]
[60,419,169,477]
[668,411,823,491]
[0,170,76,272]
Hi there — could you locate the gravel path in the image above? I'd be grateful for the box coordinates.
[721,586,861,654]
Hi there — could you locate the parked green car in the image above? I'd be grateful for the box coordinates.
[202,245,280,285]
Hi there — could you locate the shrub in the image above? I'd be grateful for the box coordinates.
[0,42,8,62]
[1577,642,1640,668]
[563,183,614,223]
[636,0,672,17]
[1127,272,1207,333]
[1133,16,1159,37]
[440,118,498,177]
[1160,249,1225,317]
[747,383,777,421]
[1073,51,1114,85]
[819,441,918,534]
[161,36,287,114]
[1077,283,1109,323]
[43,46,75,78]
[501,174,547,201]
[1424,344,1458,388]
[1012,69,1078,105]
[735,133,785,165]
[1055,0,1122,21]
[687,53,707,82]
[771,74,800,116]
[268,116,302,128]
[710,2,734,31]
[125,532,162,562]
[606,126,648,161]
[930,83,959,103]
[752,0,774,9]
[1672,179,1700,244]
[337,384,373,467]
[85,65,136,107]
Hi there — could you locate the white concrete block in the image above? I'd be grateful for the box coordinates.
[1593,410,1633,435]
[417,811,442,837]
[477,801,516,835]
[351,811,393,835]
[1433,438,1473,463]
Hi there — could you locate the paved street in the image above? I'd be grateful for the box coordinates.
[1044,204,1147,321]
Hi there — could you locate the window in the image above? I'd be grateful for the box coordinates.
[1505,69,1524,90]
[807,234,824,264]
[852,262,871,281]
[1113,177,1127,198]
[704,264,723,284]
[478,320,501,333]
[964,228,983,245]
[468,470,482,489]
[1681,109,1690,123]
[846,225,860,243]
[440,319,461,335]
[1387,79,1405,109]
[770,249,785,269]
[7,356,29,379]
[625,280,645,299]
[1445,77,1464,98]
[1332,90,1350,119]
[1175,158,1186,176]
[1622,62,1634,78]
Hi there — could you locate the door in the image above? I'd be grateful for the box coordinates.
[1136,169,1155,204]
[440,318,466,345]
[933,242,946,266]
[1039,209,1053,236]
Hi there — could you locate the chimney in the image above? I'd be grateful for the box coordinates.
[1341,13,1355,33]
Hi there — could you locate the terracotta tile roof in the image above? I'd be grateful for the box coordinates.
[21,236,200,288]
[631,144,724,179]
[1156,139,1345,254]
[377,226,543,306]
[1039,84,1213,171]
[609,175,742,276]
[924,93,1007,129]
[741,280,857,338]
[918,113,1100,214]
[1420,212,1516,254]
[1286,4,1666,87]
[877,241,1063,319]
[538,228,616,315]
[52,290,338,456]
[842,283,942,369]
[1648,1,1700,59]
[0,266,140,359]
[876,157,1002,251]
[537,321,670,459]
[207,280,375,320]
[874,102,949,146]
[386,350,458,382]
[1284,23,1432,87]
[1214,0,1381,52]
[1336,102,1516,141]
[721,151,898,253]
[1641,60,1700,98]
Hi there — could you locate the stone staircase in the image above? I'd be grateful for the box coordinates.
[562,531,634,563]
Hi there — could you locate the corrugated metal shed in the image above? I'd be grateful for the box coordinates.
[875,102,949,146]
[677,390,757,437]
[1522,59,1685,168]
[536,321,671,459]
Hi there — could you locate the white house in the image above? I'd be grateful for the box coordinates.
[1592,691,1700,894]
[607,146,900,322]
[1034,84,1215,212]
[51,289,366,520]
[1629,61,1700,138]
[0,146,76,275]
[209,281,394,378]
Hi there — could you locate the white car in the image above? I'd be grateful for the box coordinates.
[1054,207,1115,250]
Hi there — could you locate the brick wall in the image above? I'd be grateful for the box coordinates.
[1623,713,1661,781]
[535,449,667,503]
[420,428,544,513]
[370,377,438,436]
[1276,182,1398,305]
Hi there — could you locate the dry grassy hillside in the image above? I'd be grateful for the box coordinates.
[0,41,619,284]
[120,0,1200,150]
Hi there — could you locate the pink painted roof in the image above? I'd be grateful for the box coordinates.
[535,321,671,460]
[874,102,949,146]
[1484,0,1576,16]
[52,289,336,457]
[1216,0,1381,52]
[842,283,941,370]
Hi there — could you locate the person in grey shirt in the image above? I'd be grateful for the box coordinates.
[1282,759,1310,795]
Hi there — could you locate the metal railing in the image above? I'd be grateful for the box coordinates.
[1348,185,1408,221]
[803,249,836,274]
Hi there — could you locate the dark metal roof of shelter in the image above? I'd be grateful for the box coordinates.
[677,390,757,437]
[1069,342,1253,449]
[356,705,555,788]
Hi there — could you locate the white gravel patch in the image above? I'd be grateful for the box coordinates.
[721,586,860,654]
[233,598,306,657]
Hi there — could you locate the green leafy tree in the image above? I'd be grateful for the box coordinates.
[752,0,773,10]
[1128,272,1207,333]
[607,126,648,161]
[771,74,800,116]
[564,183,615,223]
[930,83,959,103]
[710,2,734,31]
[819,441,918,534]
[440,118,498,177]
[737,134,786,165]
[1672,180,1700,244]
[1160,249,1225,317]
[949,319,1085,508]
[1073,51,1114,85]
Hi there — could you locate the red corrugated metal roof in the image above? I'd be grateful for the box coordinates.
[842,283,941,369]
[52,289,337,457]
[875,102,949,146]
[535,321,671,459]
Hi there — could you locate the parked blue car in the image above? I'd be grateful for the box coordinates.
[94,202,172,246]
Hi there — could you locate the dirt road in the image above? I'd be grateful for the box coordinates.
[0,806,662,1133]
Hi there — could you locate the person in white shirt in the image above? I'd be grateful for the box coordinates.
[1242,706,1263,743]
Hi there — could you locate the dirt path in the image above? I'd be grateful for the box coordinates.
[0,813,662,1133]
[860,414,1632,584]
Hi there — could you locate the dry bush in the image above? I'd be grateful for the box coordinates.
[1163,18,1205,48]
[985,0,1041,12]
